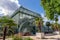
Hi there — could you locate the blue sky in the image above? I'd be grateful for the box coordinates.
[19,0,45,15]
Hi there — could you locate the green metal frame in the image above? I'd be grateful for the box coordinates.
[11,6,42,33]
[11,6,41,18]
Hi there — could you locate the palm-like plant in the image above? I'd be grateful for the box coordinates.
[53,23,59,31]
[35,18,43,32]
[0,16,17,40]
[46,22,51,32]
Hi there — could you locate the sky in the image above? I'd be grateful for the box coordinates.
[0,0,47,21]
[19,0,45,14]
[19,0,48,22]
[0,0,20,16]
[0,0,45,16]
[0,0,60,23]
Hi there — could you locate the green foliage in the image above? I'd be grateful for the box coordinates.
[0,16,17,35]
[54,15,58,22]
[46,22,50,26]
[13,36,23,40]
[35,18,43,26]
[41,0,60,20]
[24,37,33,40]
[51,22,60,31]
[35,18,43,32]
[0,16,17,27]
[13,36,33,40]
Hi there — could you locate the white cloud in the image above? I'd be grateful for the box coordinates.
[41,13,48,22]
[40,13,48,25]
[58,16,60,24]
[0,0,21,16]
[10,0,20,7]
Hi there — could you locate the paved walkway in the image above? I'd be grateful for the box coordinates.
[0,33,60,40]
[0,37,59,40]
[23,36,59,40]
[23,33,60,40]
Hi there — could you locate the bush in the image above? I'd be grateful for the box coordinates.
[13,36,23,40]
[24,37,33,40]
[13,36,33,40]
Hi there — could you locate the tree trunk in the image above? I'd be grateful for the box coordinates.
[3,26,7,40]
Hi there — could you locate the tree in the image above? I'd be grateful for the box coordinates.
[46,22,50,26]
[41,0,60,21]
[41,0,60,30]
[46,22,51,32]
[0,16,17,40]
[41,0,60,20]
[35,18,43,32]
[51,23,59,31]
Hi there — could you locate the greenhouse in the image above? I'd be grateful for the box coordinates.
[11,6,41,35]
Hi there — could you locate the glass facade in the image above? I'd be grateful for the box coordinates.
[11,6,41,35]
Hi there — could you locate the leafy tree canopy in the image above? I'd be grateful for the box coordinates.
[0,16,17,27]
[41,0,60,20]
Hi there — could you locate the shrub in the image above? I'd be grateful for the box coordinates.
[24,37,33,40]
[13,36,23,40]
[13,36,33,40]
